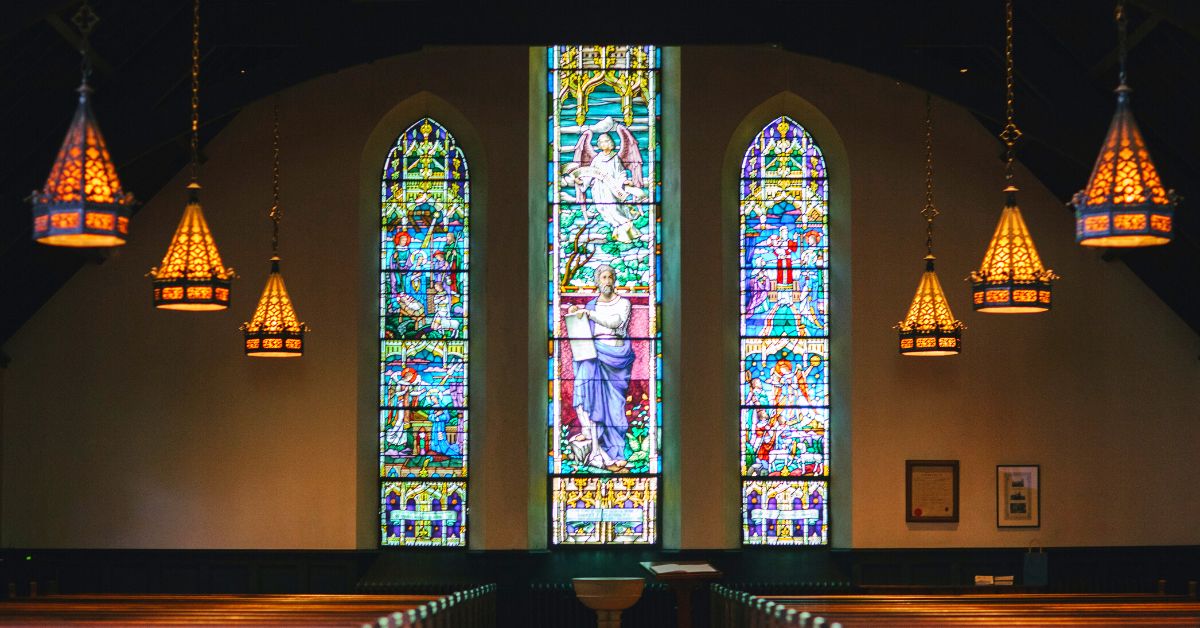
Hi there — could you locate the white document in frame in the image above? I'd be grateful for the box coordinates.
[565,311,597,361]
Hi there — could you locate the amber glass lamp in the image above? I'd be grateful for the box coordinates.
[970,186,1057,313]
[32,4,134,247]
[1073,2,1176,247]
[149,182,234,310]
[897,96,963,356]
[900,255,963,356]
[149,0,234,310]
[969,0,1057,314]
[240,104,308,357]
[242,255,307,357]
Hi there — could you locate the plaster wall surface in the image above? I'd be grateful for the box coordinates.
[3,46,1197,549]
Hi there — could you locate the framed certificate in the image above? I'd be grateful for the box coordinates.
[997,465,1040,528]
[906,460,959,522]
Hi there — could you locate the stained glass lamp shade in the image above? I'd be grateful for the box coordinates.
[1073,86,1176,247]
[149,182,234,310]
[898,255,963,355]
[32,85,134,247]
[969,186,1057,313]
[241,255,307,357]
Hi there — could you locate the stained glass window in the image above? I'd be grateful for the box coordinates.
[739,116,829,546]
[379,118,469,547]
[547,45,661,545]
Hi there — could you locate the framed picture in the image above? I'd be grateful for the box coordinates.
[906,460,959,522]
[997,465,1040,528]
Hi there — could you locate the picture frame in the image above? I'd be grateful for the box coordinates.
[906,460,959,522]
[997,464,1040,528]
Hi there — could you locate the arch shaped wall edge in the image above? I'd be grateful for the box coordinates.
[719,91,853,548]
[355,91,491,549]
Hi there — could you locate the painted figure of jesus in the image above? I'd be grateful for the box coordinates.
[566,264,634,470]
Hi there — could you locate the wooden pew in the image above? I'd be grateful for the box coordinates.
[0,586,495,627]
[754,592,1200,627]
[369,584,496,628]
[711,584,842,628]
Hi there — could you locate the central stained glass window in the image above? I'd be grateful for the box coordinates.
[739,116,830,545]
[379,118,469,547]
[547,45,661,545]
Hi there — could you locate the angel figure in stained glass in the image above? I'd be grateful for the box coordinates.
[767,358,814,406]
[566,116,647,243]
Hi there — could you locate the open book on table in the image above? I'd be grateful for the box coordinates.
[647,563,718,575]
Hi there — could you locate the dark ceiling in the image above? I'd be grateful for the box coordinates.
[2,0,1198,347]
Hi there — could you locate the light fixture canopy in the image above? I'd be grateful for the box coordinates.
[241,255,307,357]
[32,3,134,247]
[897,95,963,356]
[1073,2,1176,247]
[969,0,1057,314]
[149,0,233,310]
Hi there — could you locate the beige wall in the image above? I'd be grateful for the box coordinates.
[3,46,1197,550]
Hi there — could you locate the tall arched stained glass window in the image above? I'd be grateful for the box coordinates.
[547,45,661,545]
[739,116,829,546]
[379,118,469,547]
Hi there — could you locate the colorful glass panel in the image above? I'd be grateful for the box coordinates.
[380,118,469,547]
[741,480,828,545]
[381,480,467,547]
[552,476,658,545]
[548,45,661,545]
[739,117,830,545]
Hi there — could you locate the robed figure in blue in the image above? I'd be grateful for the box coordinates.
[566,264,635,470]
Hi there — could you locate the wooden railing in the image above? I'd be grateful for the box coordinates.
[711,583,842,628]
[0,587,496,626]
[713,584,1200,627]
[366,583,496,627]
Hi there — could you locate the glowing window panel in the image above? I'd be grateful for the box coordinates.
[739,116,830,545]
[381,480,466,547]
[552,476,657,545]
[379,118,469,547]
[547,45,661,545]
[742,480,828,546]
[740,408,828,477]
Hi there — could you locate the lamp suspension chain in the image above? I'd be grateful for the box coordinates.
[270,102,281,255]
[998,0,1022,184]
[1115,0,1128,87]
[922,93,937,256]
[71,0,98,83]
[190,0,201,182]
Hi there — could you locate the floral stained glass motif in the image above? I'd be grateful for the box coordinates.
[740,117,829,545]
[548,45,661,545]
[379,118,469,547]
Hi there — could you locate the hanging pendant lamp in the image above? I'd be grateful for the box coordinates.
[1074,0,1177,247]
[241,104,308,357]
[898,95,963,356]
[969,0,1058,313]
[32,2,135,247]
[149,0,234,310]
